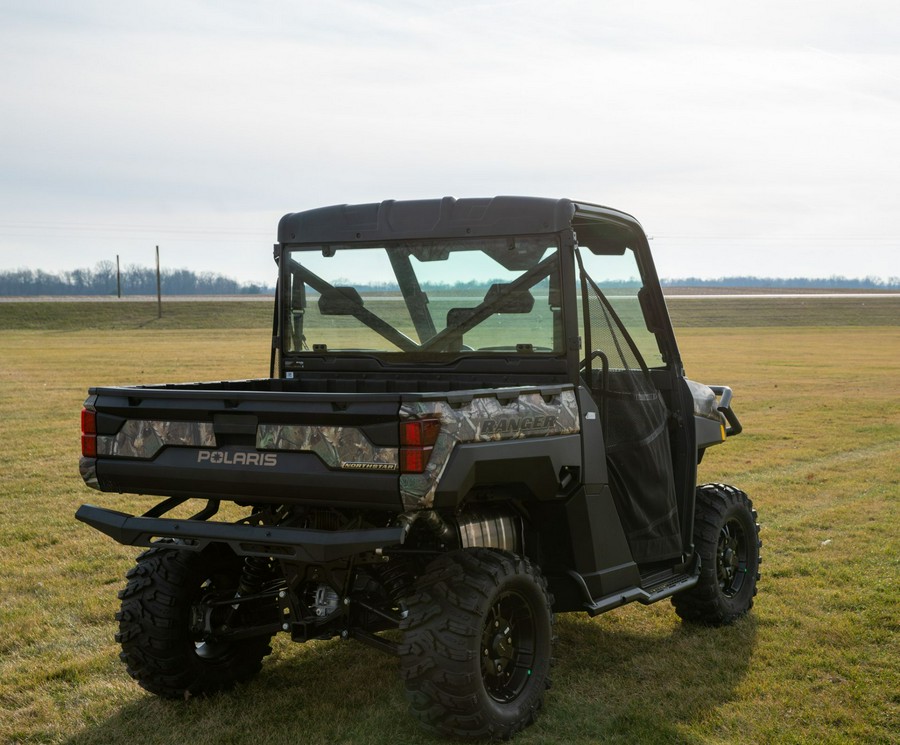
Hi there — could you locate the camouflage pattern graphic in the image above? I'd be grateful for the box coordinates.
[80,457,99,490]
[97,421,216,459]
[399,388,579,509]
[686,379,720,420]
[257,425,397,471]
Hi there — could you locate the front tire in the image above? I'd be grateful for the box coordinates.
[399,549,554,740]
[115,545,275,698]
[673,483,761,625]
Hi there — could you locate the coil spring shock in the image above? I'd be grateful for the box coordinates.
[237,556,272,597]
[377,560,415,606]
[219,556,273,629]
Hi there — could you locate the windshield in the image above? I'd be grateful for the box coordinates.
[283,237,562,357]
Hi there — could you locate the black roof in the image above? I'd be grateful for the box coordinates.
[277,196,642,245]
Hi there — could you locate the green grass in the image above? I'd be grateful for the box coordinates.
[0,301,275,330]
[1,294,897,331]
[1,303,898,743]
[667,295,900,327]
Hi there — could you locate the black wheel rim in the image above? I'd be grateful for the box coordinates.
[480,590,536,703]
[717,517,748,597]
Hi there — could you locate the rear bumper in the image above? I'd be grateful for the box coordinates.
[75,503,405,563]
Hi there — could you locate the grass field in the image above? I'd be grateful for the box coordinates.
[1,299,898,744]
[1,294,898,330]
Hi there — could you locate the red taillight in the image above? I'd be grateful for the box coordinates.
[81,409,96,434]
[400,418,440,474]
[400,418,441,446]
[81,408,97,457]
[82,435,97,457]
[400,446,433,474]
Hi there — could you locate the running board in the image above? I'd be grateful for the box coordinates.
[580,570,700,617]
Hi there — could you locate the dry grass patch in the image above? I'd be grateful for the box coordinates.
[1,321,897,743]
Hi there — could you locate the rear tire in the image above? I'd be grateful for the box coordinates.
[673,483,761,625]
[399,549,554,740]
[116,546,274,698]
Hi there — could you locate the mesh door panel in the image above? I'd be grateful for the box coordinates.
[580,254,682,562]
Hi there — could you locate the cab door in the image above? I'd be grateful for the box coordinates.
[574,236,694,564]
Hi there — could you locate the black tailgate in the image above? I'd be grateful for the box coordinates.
[84,384,403,510]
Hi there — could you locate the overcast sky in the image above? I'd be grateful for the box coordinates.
[1,1,898,285]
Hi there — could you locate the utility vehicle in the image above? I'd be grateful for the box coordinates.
[78,196,761,739]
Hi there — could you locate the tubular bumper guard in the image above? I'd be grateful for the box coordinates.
[76,504,406,563]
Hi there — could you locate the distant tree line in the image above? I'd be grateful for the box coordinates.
[2,264,897,296]
[322,278,516,292]
[325,278,516,292]
[0,262,272,296]
[661,276,900,289]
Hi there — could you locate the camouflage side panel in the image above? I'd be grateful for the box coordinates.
[257,425,398,472]
[97,421,216,459]
[399,388,580,509]
[79,457,99,489]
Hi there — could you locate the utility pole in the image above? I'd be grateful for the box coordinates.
[155,245,162,319]
[116,254,121,298]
